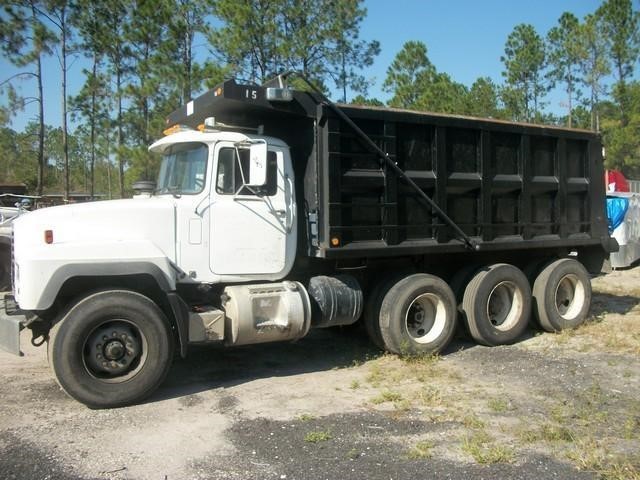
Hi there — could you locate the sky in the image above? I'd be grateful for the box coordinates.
[0,0,607,132]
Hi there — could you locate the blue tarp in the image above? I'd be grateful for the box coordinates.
[607,196,629,233]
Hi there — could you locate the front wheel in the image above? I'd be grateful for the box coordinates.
[48,290,174,408]
[379,274,456,356]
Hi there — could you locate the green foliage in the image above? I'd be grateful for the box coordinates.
[547,12,582,127]
[3,0,640,196]
[601,81,640,176]
[383,41,471,114]
[350,95,384,107]
[501,23,548,122]
[304,430,332,443]
[466,77,501,118]
[210,0,378,100]
[597,0,640,124]
[383,41,435,109]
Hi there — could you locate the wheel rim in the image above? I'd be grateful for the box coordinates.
[554,274,585,320]
[404,293,447,344]
[83,320,148,383]
[486,281,523,331]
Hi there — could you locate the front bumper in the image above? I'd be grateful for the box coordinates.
[0,294,24,356]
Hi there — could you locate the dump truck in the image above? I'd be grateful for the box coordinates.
[0,74,617,408]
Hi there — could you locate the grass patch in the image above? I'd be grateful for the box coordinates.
[550,308,640,355]
[487,398,509,413]
[416,386,444,407]
[371,390,403,405]
[519,423,574,443]
[346,448,360,460]
[623,416,640,439]
[350,380,360,390]
[304,430,332,443]
[406,440,435,460]
[462,414,485,430]
[297,413,315,422]
[461,431,514,464]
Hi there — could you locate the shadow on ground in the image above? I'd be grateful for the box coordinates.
[591,292,640,315]
[151,289,638,404]
[154,325,382,402]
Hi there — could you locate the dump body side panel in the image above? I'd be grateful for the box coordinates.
[311,106,611,260]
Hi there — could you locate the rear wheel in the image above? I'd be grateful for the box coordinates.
[363,272,410,349]
[378,274,456,356]
[48,289,174,408]
[532,258,592,332]
[461,264,531,346]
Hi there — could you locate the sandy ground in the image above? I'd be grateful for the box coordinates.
[0,266,638,480]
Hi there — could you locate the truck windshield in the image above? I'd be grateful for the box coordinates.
[156,142,208,195]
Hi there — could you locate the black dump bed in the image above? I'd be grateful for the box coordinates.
[167,78,616,265]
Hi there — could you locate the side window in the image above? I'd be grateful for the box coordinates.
[216,147,278,196]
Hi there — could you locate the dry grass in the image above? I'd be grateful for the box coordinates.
[406,440,435,460]
[461,431,515,464]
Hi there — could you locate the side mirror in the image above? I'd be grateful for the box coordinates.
[247,142,268,187]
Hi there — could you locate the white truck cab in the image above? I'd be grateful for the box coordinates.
[12,129,297,312]
[150,129,297,284]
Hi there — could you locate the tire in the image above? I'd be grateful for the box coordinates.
[532,258,592,332]
[522,257,554,285]
[449,264,482,307]
[379,274,456,356]
[363,272,410,350]
[48,290,174,408]
[461,264,531,346]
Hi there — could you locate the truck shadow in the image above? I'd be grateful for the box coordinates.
[591,292,640,316]
[154,326,382,402]
[153,325,482,403]
[151,291,638,404]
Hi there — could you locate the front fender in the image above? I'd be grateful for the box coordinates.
[14,240,176,310]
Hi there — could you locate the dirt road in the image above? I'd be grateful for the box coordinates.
[1,267,639,480]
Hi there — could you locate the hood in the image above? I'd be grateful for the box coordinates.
[13,197,177,261]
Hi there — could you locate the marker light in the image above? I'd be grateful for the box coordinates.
[331,237,340,247]
[266,87,293,102]
[162,124,194,136]
[44,230,53,244]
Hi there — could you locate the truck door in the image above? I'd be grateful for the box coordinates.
[210,142,296,277]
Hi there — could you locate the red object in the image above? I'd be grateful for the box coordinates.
[605,170,630,192]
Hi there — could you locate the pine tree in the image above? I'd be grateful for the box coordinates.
[547,12,582,128]
[501,24,548,122]
[0,0,54,195]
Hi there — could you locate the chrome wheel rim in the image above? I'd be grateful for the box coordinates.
[554,274,585,320]
[405,293,447,344]
[486,281,523,331]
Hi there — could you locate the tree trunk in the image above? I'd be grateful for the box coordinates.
[567,78,573,129]
[36,52,45,196]
[61,8,70,201]
[89,54,97,199]
[117,68,124,198]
